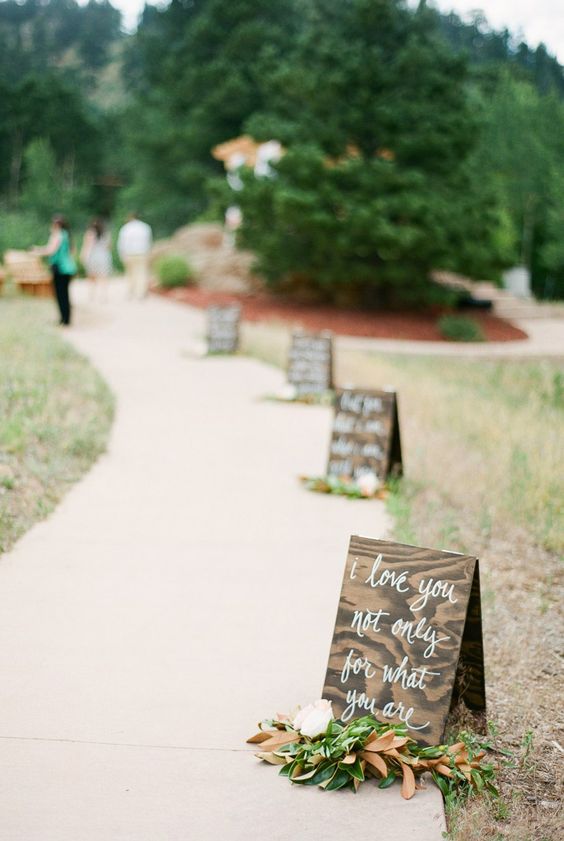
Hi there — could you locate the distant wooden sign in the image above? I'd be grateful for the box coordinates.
[327,388,402,482]
[323,536,485,745]
[207,304,241,354]
[287,332,333,395]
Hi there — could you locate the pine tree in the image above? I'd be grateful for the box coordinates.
[238,0,507,305]
[123,0,297,232]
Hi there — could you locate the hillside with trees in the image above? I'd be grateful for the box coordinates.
[1,0,563,299]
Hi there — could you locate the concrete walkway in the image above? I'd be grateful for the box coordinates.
[0,281,445,840]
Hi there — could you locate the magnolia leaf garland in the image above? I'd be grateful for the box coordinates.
[247,715,498,799]
[299,475,387,499]
[266,390,335,406]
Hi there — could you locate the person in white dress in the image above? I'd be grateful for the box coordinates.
[81,219,112,301]
[117,212,153,300]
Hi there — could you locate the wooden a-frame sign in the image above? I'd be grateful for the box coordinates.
[287,331,333,396]
[206,304,241,354]
[327,388,402,483]
[323,536,485,745]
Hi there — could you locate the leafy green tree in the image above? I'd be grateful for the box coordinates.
[0,73,100,206]
[0,0,123,221]
[20,137,88,220]
[19,139,60,220]
[0,210,46,256]
[0,138,89,255]
[435,10,564,97]
[541,171,564,298]
[472,71,564,295]
[0,0,122,83]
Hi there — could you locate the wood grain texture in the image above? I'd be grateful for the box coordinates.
[206,304,240,353]
[323,536,484,745]
[326,389,402,481]
[287,332,333,395]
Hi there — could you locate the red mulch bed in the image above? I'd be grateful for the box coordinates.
[155,287,528,343]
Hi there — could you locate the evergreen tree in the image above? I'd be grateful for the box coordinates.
[0,73,100,206]
[123,0,298,232]
[20,138,89,221]
[238,0,508,305]
[540,171,564,299]
[0,0,121,211]
[472,71,564,295]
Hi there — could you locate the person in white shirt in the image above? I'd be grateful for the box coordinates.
[117,212,153,299]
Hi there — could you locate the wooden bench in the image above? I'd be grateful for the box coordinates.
[4,250,53,297]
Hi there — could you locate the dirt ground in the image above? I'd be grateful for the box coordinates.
[156,286,528,342]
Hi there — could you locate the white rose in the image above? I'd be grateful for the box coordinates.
[357,472,380,497]
[279,383,298,401]
[295,700,334,738]
[292,703,315,731]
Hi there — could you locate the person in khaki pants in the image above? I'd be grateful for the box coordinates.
[117,212,153,299]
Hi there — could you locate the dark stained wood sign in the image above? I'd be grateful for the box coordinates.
[207,304,241,354]
[323,536,485,745]
[287,331,333,395]
[327,388,402,482]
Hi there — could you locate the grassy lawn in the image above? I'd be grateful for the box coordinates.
[242,321,563,840]
[0,296,114,555]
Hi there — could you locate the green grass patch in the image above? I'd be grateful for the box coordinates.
[0,297,114,554]
[242,321,563,553]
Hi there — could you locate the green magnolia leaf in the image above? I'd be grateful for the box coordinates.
[326,768,352,791]
[342,757,365,781]
[286,759,302,778]
[300,763,338,787]
[278,742,300,756]
[378,771,397,789]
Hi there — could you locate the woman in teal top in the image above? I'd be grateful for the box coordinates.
[34,215,77,325]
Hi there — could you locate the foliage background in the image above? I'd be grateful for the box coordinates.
[1,0,563,299]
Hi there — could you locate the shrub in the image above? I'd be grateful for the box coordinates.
[237,143,507,308]
[0,211,46,258]
[438,315,485,342]
[156,255,193,288]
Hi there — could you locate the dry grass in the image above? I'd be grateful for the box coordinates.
[0,296,114,554]
[242,320,563,840]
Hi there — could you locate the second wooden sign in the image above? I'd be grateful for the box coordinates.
[327,388,402,482]
[206,304,241,354]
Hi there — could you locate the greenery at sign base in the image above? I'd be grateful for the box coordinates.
[265,390,335,406]
[300,474,386,499]
[249,715,498,802]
